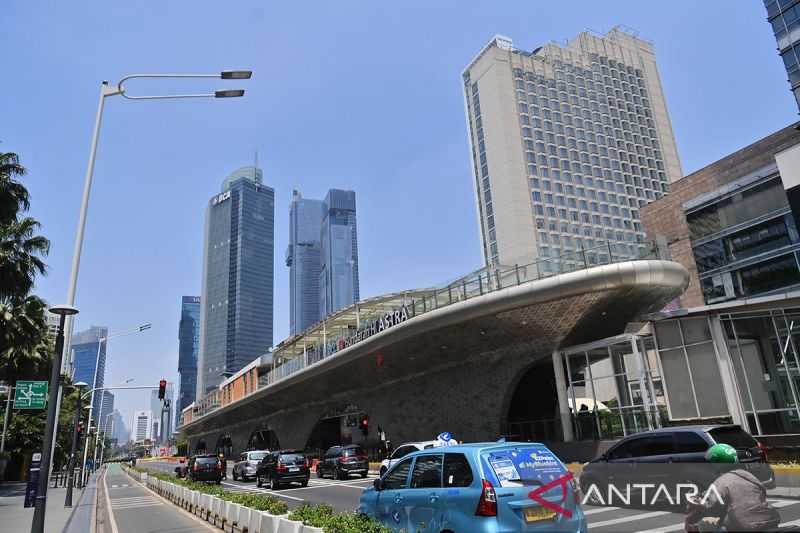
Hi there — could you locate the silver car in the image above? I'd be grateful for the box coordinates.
[232,450,269,481]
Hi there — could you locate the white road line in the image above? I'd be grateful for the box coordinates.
[102,468,121,533]
[583,506,620,515]
[590,510,672,529]
[631,499,800,533]
[220,481,305,502]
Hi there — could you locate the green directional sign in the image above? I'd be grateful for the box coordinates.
[14,381,48,409]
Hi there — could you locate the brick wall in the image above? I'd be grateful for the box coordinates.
[642,122,800,308]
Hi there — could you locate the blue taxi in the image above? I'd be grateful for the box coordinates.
[358,442,586,533]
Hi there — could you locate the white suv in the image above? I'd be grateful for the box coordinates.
[378,441,440,477]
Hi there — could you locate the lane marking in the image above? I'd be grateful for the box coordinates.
[102,466,121,533]
[583,506,621,515]
[221,481,305,502]
[590,510,672,529]
[630,499,800,533]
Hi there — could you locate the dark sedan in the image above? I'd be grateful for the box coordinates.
[256,450,310,490]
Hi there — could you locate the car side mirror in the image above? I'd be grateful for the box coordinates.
[373,479,383,491]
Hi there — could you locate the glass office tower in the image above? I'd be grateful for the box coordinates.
[287,190,325,335]
[177,296,200,414]
[71,326,108,416]
[197,166,275,398]
[319,189,360,318]
[765,0,800,110]
[463,28,682,268]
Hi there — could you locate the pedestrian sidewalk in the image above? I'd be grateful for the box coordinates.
[0,482,81,533]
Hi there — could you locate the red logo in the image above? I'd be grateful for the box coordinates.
[528,471,574,518]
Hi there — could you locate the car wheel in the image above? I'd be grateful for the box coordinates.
[301,479,308,487]
[256,475,263,488]
[316,467,323,478]
[216,478,222,485]
[379,466,387,477]
[232,470,238,481]
[270,476,280,490]
[360,472,367,478]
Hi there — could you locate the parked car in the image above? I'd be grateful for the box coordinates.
[256,450,310,490]
[317,445,369,480]
[579,425,775,505]
[186,454,223,484]
[360,442,586,533]
[378,440,439,477]
[232,450,269,481]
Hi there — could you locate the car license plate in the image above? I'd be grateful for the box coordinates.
[289,467,299,472]
[523,507,556,523]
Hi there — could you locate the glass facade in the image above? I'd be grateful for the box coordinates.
[178,296,200,415]
[722,308,800,436]
[563,336,666,440]
[197,167,274,397]
[320,189,360,318]
[464,31,678,268]
[71,325,108,416]
[765,0,800,109]
[287,190,325,335]
[686,173,800,304]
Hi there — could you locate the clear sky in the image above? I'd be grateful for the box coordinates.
[2,1,794,430]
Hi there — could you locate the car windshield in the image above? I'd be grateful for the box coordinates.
[709,427,757,448]
[343,446,365,457]
[482,446,566,488]
[279,453,305,464]
[249,452,267,461]
[196,457,218,465]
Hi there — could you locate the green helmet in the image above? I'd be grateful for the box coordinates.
[705,443,738,463]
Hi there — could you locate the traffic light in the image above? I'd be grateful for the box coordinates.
[359,415,369,436]
[77,422,84,434]
[158,379,167,400]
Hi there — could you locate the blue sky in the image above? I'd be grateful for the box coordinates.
[2,1,794,428]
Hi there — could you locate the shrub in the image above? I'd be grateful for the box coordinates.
[289,502,334,526]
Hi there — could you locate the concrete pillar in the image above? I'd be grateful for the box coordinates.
[707,315,748,429]
[552,350,574,442]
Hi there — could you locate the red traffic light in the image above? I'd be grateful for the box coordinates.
[158,379,167,400]
[359,415,369,435]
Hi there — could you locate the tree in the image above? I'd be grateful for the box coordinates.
[0,295,51,384]
[0,152,29,225]
[0,218,49,300]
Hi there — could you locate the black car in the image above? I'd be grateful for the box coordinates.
[256,450,310,490]
[185,454,223,484]
[579,425,775,506]
[317,445,369,480]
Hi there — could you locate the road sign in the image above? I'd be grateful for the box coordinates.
[14,381,48,409]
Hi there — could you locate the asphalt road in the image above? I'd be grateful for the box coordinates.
[139,460,800,532]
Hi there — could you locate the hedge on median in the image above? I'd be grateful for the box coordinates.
[134,467,390,533]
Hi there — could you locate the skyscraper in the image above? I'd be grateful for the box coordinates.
[463,29,682,268]
[132,410,151,442]
[197,166,274,398]
[177,296,200,415]
[99,390,114,433]
[319,189,360,318]
[287,190,325,335]
[765,0,800,111]
[71,326,108,416]
[110,409,128,443]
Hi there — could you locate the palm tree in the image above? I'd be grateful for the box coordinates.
[0,295,50,385]
[0,152,29,225]
[0,217,49,300]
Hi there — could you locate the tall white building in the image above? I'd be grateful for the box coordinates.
[132,410,151,442]
[463,28,682,268]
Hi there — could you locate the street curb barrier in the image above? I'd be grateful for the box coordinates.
[121,466,322,533]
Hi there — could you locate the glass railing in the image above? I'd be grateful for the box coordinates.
[188,241,665,424]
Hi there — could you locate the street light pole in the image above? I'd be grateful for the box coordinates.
[64,381,87,507]
[31,304,78,533]
[99,414,113,466]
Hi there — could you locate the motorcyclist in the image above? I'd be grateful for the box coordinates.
[685,443,780,532]
[218,452,227,480]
